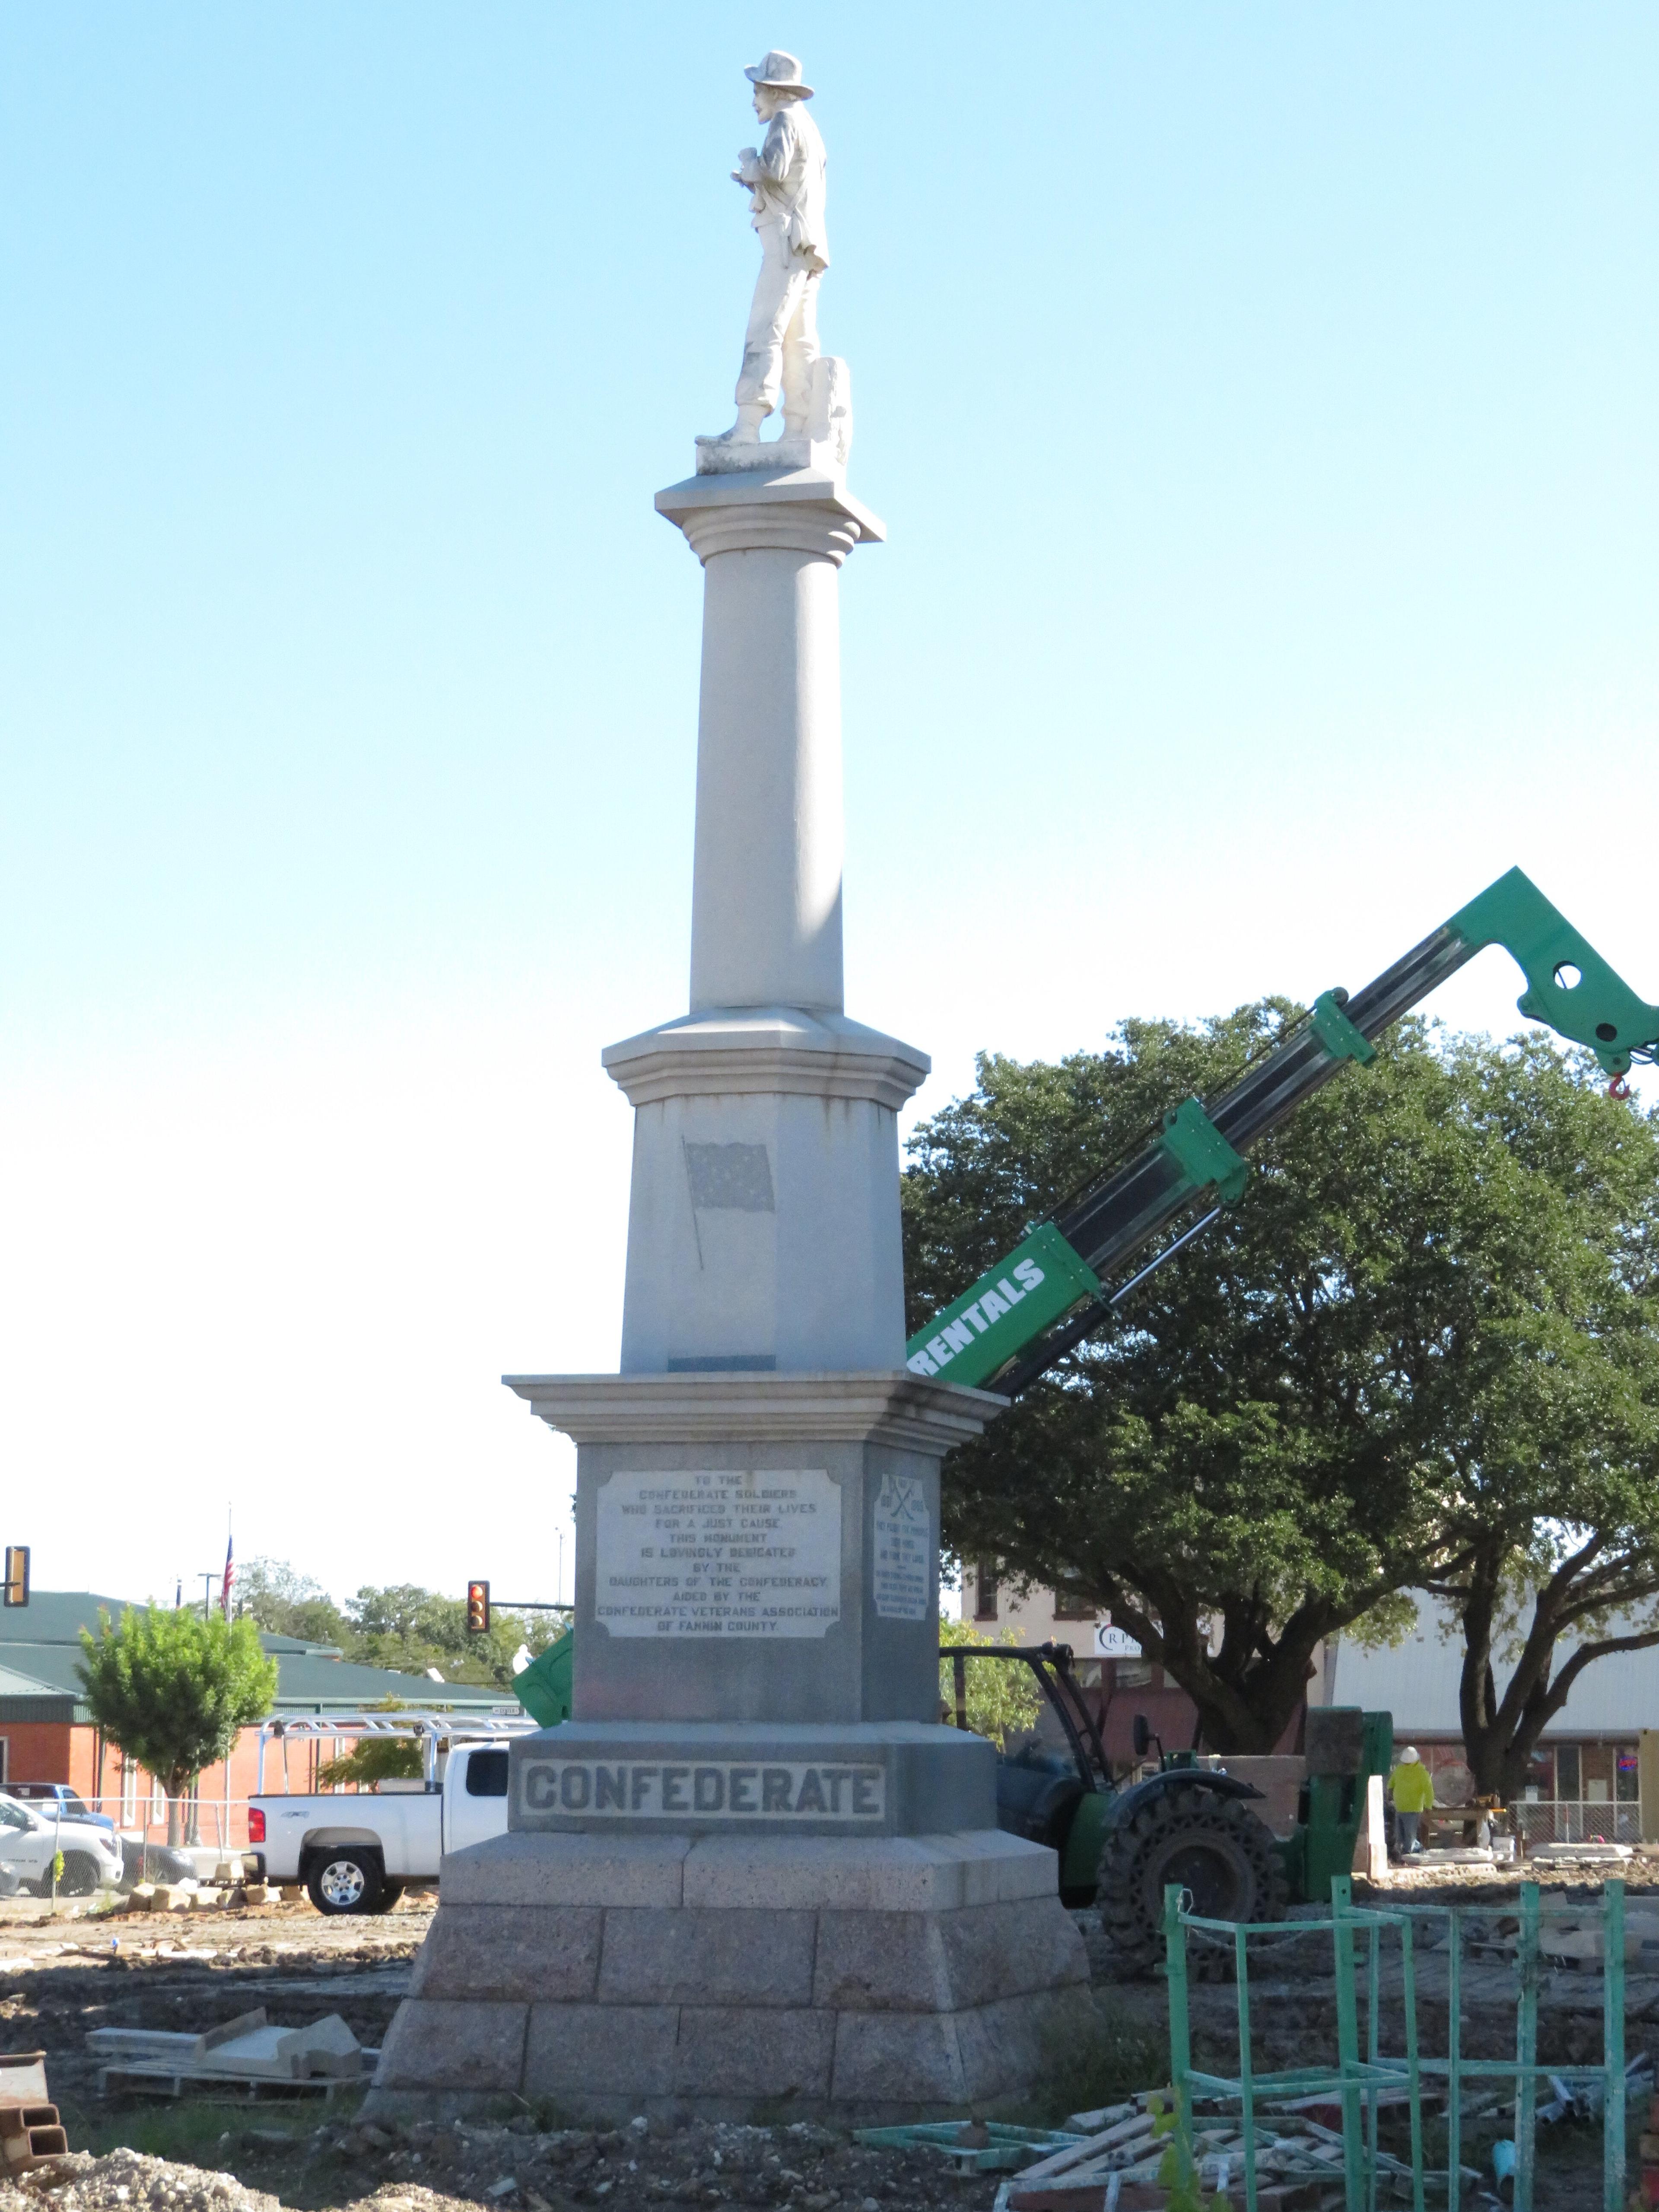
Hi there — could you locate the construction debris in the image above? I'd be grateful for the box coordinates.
[86,2008,368,2098]
[1529,1840,1634,1866]
[0,2050,68,2176]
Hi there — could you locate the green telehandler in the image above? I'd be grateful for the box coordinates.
[943,1640,1392,1977]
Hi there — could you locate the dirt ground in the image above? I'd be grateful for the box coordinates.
[2,1864,1653,2211]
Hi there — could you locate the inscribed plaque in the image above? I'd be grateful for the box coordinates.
[595,1468,841,1638]
[871,1471,931,1621]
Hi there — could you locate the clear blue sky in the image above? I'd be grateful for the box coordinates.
[3,5,1655,1611]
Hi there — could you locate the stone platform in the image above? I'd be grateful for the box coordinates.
[367,1828,1093,2123]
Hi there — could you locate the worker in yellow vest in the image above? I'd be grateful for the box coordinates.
[1389,1745,1436,1856]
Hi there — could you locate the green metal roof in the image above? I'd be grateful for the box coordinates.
[0,1592,514,1723]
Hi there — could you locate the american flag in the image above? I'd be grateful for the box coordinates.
[220,1530,235,1620]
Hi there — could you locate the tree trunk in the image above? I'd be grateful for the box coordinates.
[1110,1588,1333,1754]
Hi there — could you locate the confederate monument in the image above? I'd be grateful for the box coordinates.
[370,53,1092,2120]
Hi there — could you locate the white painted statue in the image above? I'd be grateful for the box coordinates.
[716,51,842,451]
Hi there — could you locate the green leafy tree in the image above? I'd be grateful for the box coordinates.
[1407,1038,1659,1799]
[938,1618,1042,1747]
[77,1606,279,1843]
[905,1012,1657,1755]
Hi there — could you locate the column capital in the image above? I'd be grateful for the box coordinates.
[656,465,886,568]
[603,1006,929,1110]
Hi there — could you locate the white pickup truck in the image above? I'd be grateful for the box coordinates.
[248,1712,539,1915]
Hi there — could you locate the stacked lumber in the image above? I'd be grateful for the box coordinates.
[1003,2101,1376,2211]
[0,2050,69,2174]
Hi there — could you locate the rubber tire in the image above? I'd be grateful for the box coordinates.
[306,1850,383,1916]
[1095,1789,1289,1981]
[369,1880,406,1915]
[57,1852,101,1897]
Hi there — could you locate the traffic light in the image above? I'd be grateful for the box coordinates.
[466,1580,490,1635]
[3,1547,29,1608]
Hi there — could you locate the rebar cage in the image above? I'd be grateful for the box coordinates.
[1163,1874,1630,2212]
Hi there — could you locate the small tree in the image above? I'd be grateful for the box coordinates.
[78,1605,278,1844]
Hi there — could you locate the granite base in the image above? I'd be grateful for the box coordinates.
[367,1829,1095,2123]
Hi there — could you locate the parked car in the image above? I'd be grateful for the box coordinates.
[2,1783,117,1833]
[0,1790,124,1896]
[251,1713,536,1914]
[116,1838,198,1888]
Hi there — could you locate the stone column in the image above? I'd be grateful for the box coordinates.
[608,469,926,1379]
[680,476,865,1015]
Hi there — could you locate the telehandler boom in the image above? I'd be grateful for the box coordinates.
[906,867,1659,1397]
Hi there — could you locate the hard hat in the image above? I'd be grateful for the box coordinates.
[1399,1746,1421,1764]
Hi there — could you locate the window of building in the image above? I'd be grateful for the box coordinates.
[973,1566,998,1621]
[1052,1580,1094,1621]
[1583,1743,1614,1803]
[1618,1748,1640,1804]
[1523,1746,1555,1803]
[120,1758,137,1825]
[1113,1659,1155,1690]
[1554,1745,1579,1802]
[0,1736,7,1785]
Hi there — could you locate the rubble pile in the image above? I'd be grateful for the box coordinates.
[0,2148,276,2212]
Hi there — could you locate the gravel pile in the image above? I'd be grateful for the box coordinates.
[0,2148,277,2212]
[0,2123,999,2212]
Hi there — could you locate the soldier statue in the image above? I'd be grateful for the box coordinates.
[717,51,829,445]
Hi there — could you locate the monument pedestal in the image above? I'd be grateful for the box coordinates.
[367,1374,1093,2120]
[368,1827,1093,2122]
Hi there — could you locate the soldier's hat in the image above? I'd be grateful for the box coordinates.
[744,50,813,98]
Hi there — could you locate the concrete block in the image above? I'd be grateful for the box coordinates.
[684,1833,960,1911]
[936,1897,1090,2010]
[680,1827,1058,1911]
[372,2000,528,2095]
[954,1985,1099,2106]
[522,2004,677,2100]
[671,2007,835,2100]
[811,1911,953,2012]
[830,2010,968,2107]
[940,1827,1062,1907]
[440,1829,690,1908]
[598,1907,816,2007]
[410,1905,602,2003]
